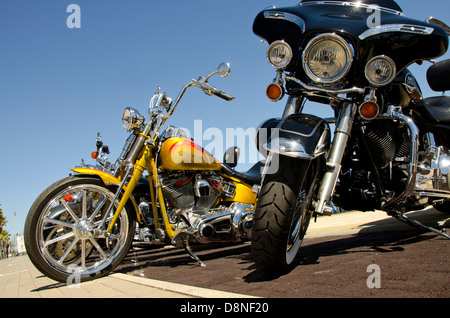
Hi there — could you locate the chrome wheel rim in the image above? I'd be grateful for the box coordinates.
[36,184,129,277]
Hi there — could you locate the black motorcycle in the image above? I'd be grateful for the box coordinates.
[251,0,450,271]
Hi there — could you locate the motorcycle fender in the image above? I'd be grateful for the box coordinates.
[70,167,140,222]
[264,113,331,160]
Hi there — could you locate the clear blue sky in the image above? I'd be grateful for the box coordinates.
[1,0,450,239]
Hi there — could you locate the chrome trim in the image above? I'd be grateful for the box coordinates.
[314,102,358,214]
[378,107,419,211]
[230,203,255,239]
[364,55,397,87]
[267,40,293,70]
[359,24,434,40]
[264,11,305,31]
[285,75,365,94]
[265,137,314,159]
[297,1,404,16]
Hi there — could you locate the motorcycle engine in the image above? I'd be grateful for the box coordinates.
[161,171,222,211]
[336,120,411,211]
[161,171,254,244]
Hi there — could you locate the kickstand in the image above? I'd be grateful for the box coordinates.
[185,244,206,267]
[392,211,450,239]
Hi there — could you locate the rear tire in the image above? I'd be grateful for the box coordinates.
[24,176,136,283]
[251,154,321,272]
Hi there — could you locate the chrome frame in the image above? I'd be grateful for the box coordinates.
[359,24,434,40]
[285,75,365,95]
[297,1,404,16]
[376,106,419,210]
[264,11,305,31]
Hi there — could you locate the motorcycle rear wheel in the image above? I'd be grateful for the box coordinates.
[24,176,136,283]
[251,155,320,272]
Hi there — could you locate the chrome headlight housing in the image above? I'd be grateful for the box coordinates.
[267,40,293,69]
[365,55,396,87]
[302,33,353,84]
[122,107,144,132]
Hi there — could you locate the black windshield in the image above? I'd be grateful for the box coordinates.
[298,0,402,12]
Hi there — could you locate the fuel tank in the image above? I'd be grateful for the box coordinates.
[159,137,221,171]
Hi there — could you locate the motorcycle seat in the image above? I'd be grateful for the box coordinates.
[422,96,450,122]
[221,161,263,186]
[427,59,450,92]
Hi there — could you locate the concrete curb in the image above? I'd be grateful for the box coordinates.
[111,273,259,298]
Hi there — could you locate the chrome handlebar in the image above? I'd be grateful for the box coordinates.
[192,77,235,101]
[163,62,234,120]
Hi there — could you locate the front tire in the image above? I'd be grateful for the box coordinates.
[24,176,136,283]
[251,155,321,271]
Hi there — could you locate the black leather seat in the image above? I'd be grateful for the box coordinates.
[221,161,263,186]
[427,59,450,92]
[422,96,450,122]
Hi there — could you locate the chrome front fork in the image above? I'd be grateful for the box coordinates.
[281,97,358,215]
[314,102,358,214]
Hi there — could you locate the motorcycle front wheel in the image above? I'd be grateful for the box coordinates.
[251,154,321,272]
[24,175,136,283]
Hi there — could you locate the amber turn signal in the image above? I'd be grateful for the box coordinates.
[359,101,379,120]
[91,151,99,159]
[266,83,284,102]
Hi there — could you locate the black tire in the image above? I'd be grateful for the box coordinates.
[251,154,321,271]
[24,175,136,283]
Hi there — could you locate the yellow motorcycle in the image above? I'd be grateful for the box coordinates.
[24,63,260,283]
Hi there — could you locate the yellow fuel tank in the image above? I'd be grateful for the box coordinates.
[159,137,222,171]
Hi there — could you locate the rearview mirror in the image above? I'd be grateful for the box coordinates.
[205,62,231,81]
[217,62,231,78]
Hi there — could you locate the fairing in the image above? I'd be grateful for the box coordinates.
[253,0,448,87]
[263,114,331,160]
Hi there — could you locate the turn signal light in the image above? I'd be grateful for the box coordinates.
[64,194,74,203]
[266,83,284,102]
[91,151,99,159]
[359,101,379,120]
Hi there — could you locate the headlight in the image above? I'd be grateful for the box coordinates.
[267,40,293,69]
[302,33,353,84]
[122,107,144,131]
[365,55,396,87]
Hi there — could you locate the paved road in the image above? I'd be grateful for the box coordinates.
[117,209,450,298]
[1,208,447,303]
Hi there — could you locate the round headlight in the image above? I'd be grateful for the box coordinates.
[302,33,353,84]
[122,107,144,132]
[267,40,293,69]
[365,55,396,87]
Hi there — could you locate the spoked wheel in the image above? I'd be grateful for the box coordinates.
[24,176,135,283]
[251,155,322,272]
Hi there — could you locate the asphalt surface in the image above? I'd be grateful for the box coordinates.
[2,208,447,305]
[116,209,450,298]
